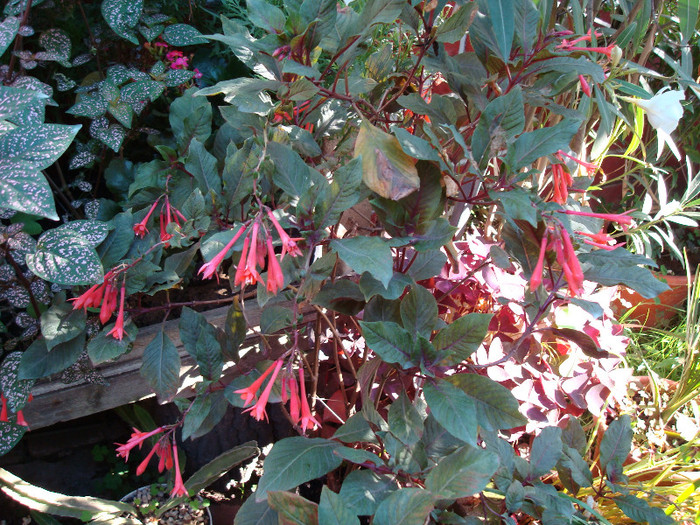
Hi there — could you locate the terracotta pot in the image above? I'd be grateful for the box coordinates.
[613,274,690,326]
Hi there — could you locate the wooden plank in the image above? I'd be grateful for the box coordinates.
[22,302,315,430]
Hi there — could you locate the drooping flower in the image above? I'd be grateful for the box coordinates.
[578,229,624,251]
[71,282,105,311]
[99,283,118,324]
[579,75,592,97]
[235,222,263,287]
[551,164,573,204]
[556,150,599,175]
[266,237,284,295]
[624,89,686,160]
[243,360,283,422]
[107,285,126,340]
[15,410,28,427]
[136,443,159,476]
[558,43,617,57]
[298,368,319,432]
[559,209,634,226]
[115,427,165,461]
[556,227,585,296]
[133,199,160,238]
[287,376,300,425]
[234,360,280,406]
[198,224,247,281]
[0,393,7,422]
[155,440,173,472]
[267,210,303,259]
[530,233,549,292]
[170,442,188,498]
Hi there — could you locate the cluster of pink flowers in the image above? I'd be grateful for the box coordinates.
[234,360,319,431]
[0,391,30,427]
[556,29,615,57]
[549,150,599,204]
[133,195,186,247]
[164,49,202,78]
[115,427,187,498]
[531,210,633,296]
[71,268,127,340]
[198,210,302,294]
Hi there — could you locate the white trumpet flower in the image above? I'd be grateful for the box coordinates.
[622,88,685,160]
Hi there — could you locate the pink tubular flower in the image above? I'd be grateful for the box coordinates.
[288,376,300,425]
[266,237,284,295]
[71,282,105,311]
[559,209,634,226]
[107,285,126,340]
[171,442,188,498]
[578,229,624,251]
[556,150,598,175]
[198,224,247,281]
[136,444,159,476]
[243,360,284,422]
[133,199,160,238]
[561,43,616,57]
[298,368,319,432]
[99,283,117,324]
[156,440,173,472]
[15,410,28,427]
[235,223,263,287]
[0,393,7,422]
[530,233,549,292]
[116,427,165,461]
[579,75,592,97]
[267,210,302,259]
[234,360,280,406]
[551,164,573,204]
[557,228,585,296]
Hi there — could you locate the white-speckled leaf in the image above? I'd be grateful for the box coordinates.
[139,24,163,42]
[39,28,71,65]
[89,117,126,152]
[55,220,110,246]
[164,69,194,87]
[69,150,97,170]
[67,93,108,118]
[53,72,76,92]
[0,123,80,170]
[0,352,34,412]
[120,79,164,104]
[0,85,44,120]
[162,23,206,46]
[0,421,26,456]
[108,100,133,128]
[26,229,103,285]
[0,160,58,220]
[0,16,19,56]
[101,0,143,44]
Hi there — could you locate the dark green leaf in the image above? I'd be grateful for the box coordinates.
[256,437,343,500]
[400,285,437,338]
[313,279,365,315]
[26,229,103,286]
[234,495,278,525]
[18,336,84,380]
[331,236,393,287]
[267,492,318,525]
[318,487,360,525]
[449,373,526,431]
[140,331,181,401]
[359,321,415,367]
[194,326,224,381]
[508,119,579,170]
[186,441,259,494]
[170,88,212,150]
[387,392,424,445]
[181,394,212,441]
[406,250,446,281]
[423,380,477,445]
[425,445,499,499]
[433,313,492,363]
[98,211,134,268]
[0,16,19,57]
[338,470,398,516]
[436,2,477,42]
[247,0,286,32]
[87,322,137,364]
[599,415,632,479]
[222,141,256,207]
[359,272,412,301]
[557,445,593,492]
[268,141,315,198]
[314,157,363,229]
[479,0,514,60]
[40,300,86,351]
[260,305,293,334]
[333,447,384,467]
[580,249,670,299]
[528,426,562,478]
[613,495,674,525]
[392,128,440,161]
[372,488,435,525]
[332,413,378,444]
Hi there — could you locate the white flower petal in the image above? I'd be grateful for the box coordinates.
[630,89,685,159]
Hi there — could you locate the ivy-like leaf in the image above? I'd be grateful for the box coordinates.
[140,330,181,401]
[26,229,103,285]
